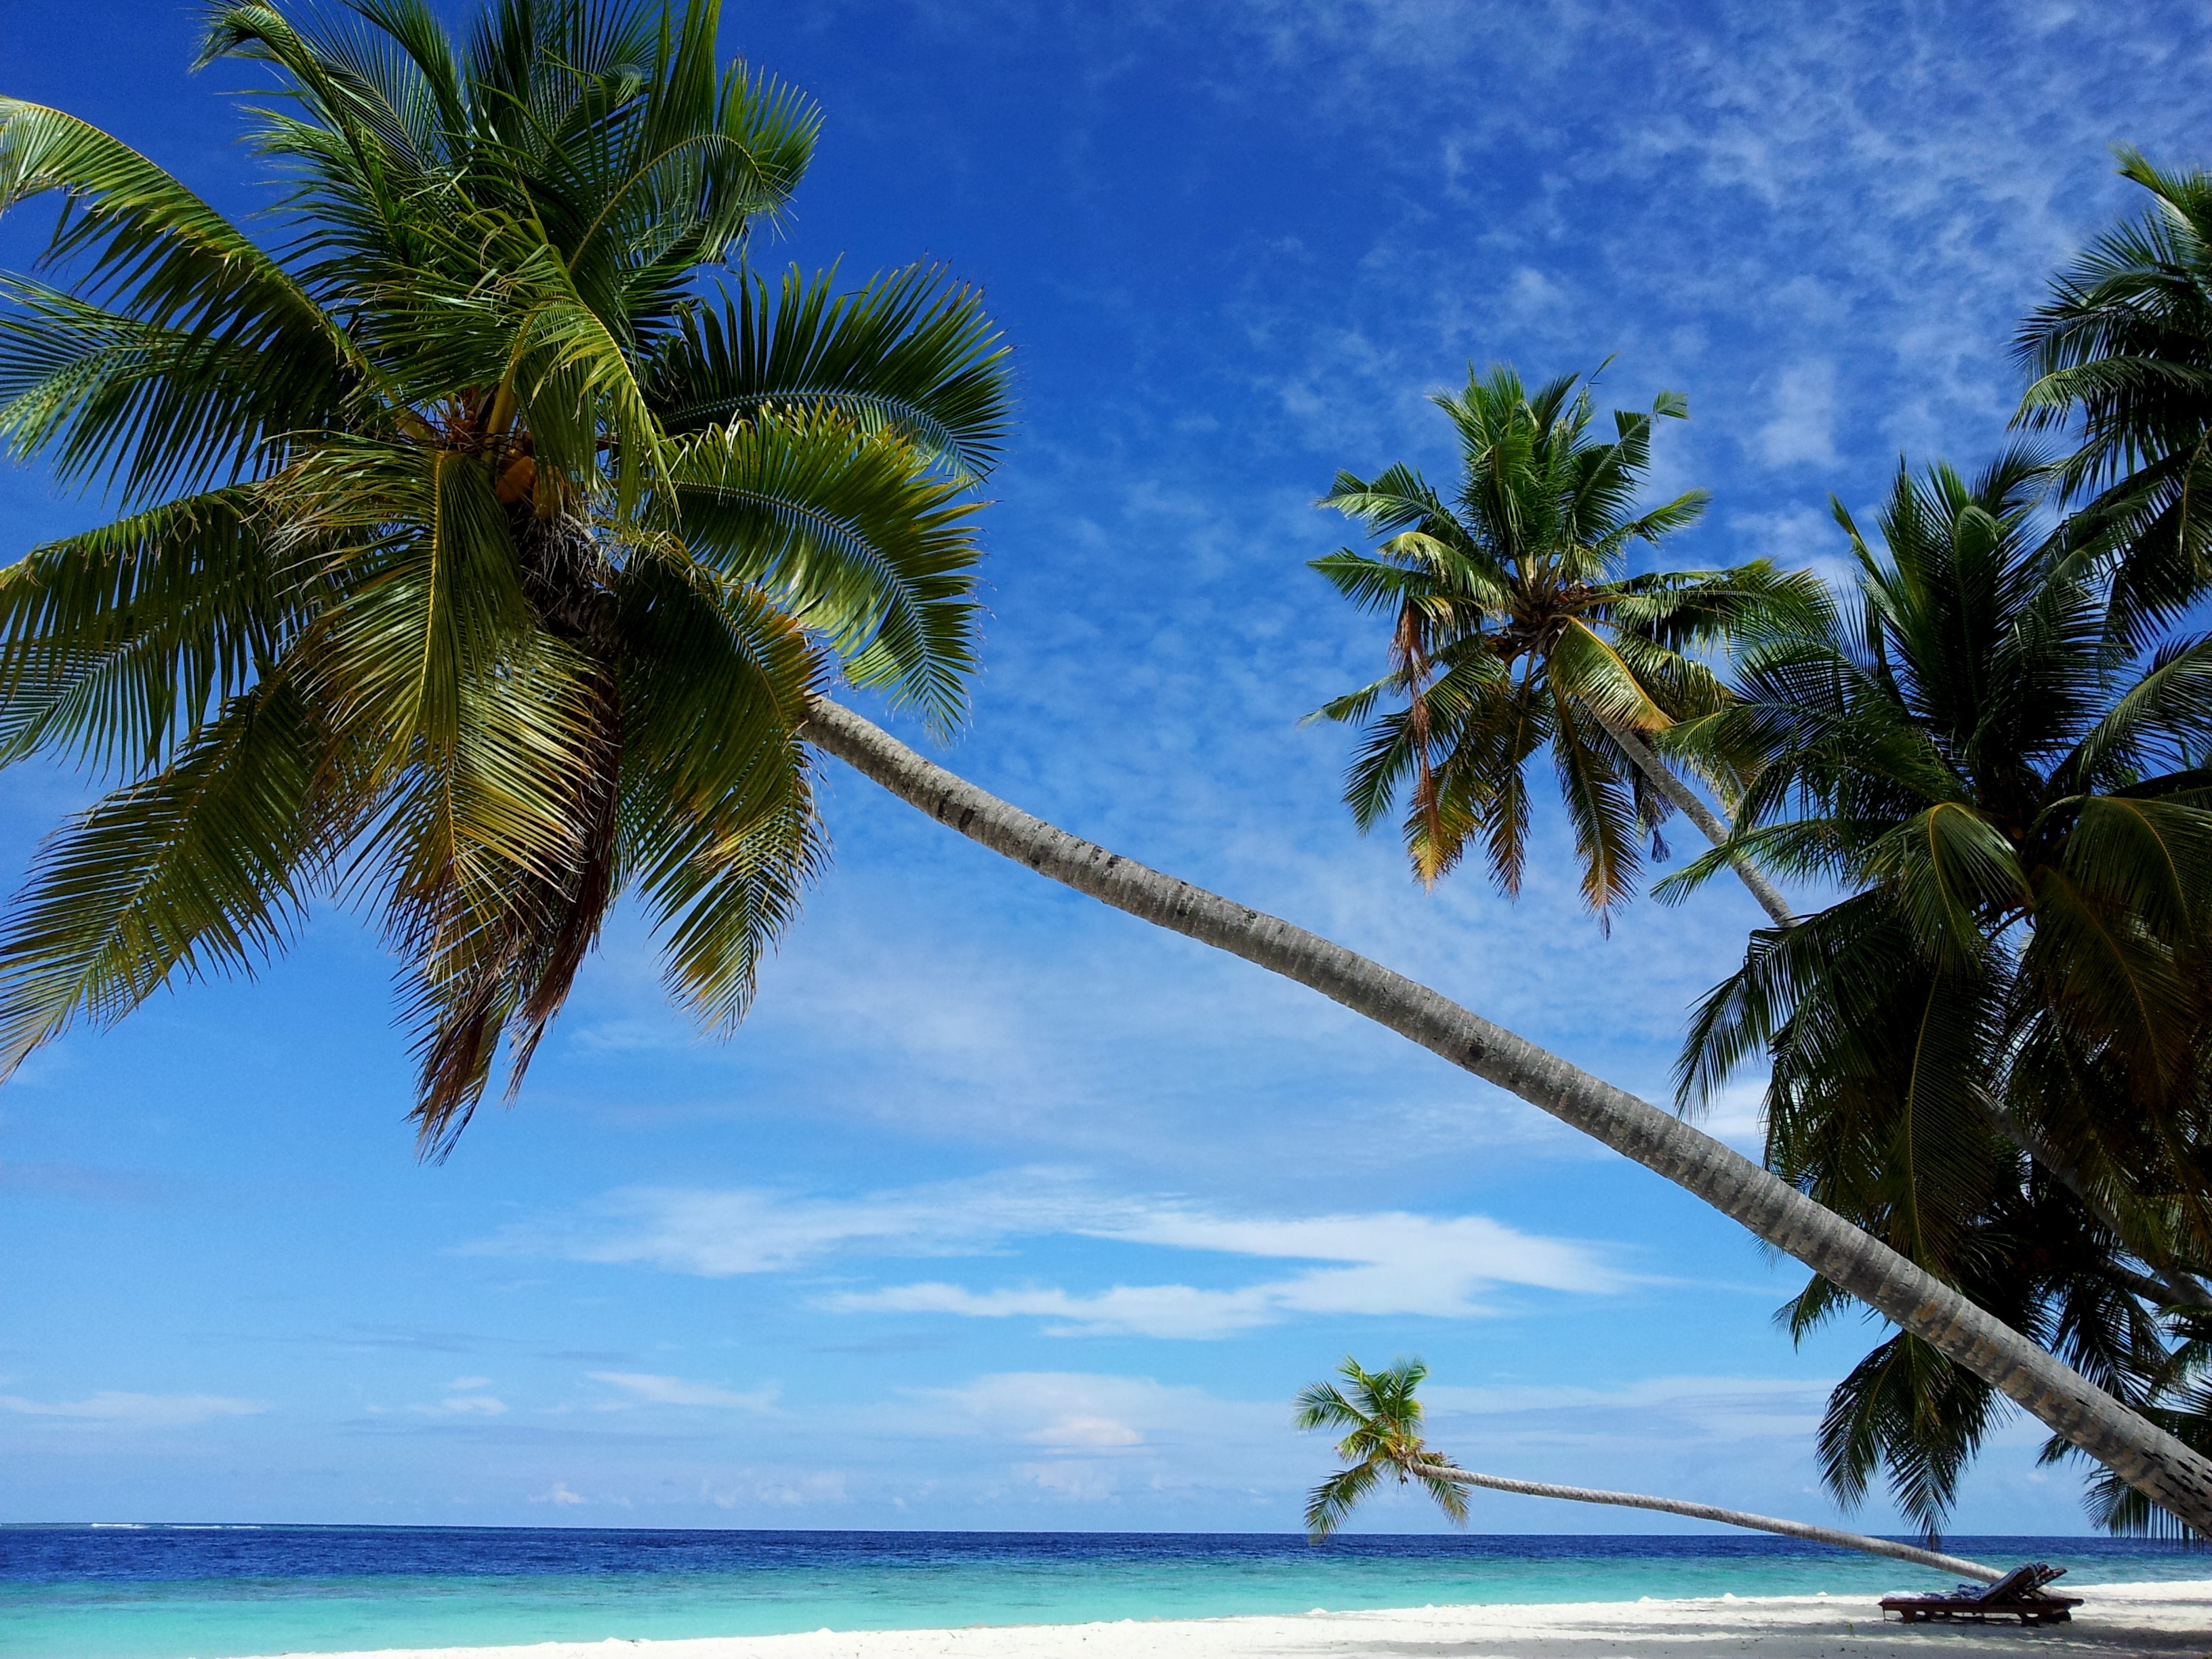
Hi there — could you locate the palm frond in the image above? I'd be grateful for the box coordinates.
[0,682,329,1077]
[646,265,1010,482]
[0,3,986,1145]
[669,412,983,733]
[0,487,293,769]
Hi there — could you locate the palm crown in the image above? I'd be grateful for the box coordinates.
[1312,365,1814,914]
[1669,450,2212,1532]
[2017,150,2212,645]
[1294,1355,1467,1538]
[0,0,1009,1149]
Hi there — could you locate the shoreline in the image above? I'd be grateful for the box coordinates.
[232,1578,2212,1659]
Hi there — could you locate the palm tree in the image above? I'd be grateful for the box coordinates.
[1295,1355,1469,1536]
[1311,366,1806,925]
[0,0,1008,1151]
[802,695,2212,1532]
[8,0,2212,1536]
[1294,1355,2003,1580]
[2079,1306,2212,1536]
[2017,149,2212,644]
[1668,451,2212,1532]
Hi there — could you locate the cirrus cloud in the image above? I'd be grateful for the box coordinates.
[474,1175,1625,1338]
[0,1391,264,1426]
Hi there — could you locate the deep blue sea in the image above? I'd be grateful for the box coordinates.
[2,1527,2206,1659]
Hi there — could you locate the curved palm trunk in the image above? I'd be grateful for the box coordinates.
[1408,1460,2000,1582]
[1593,713,1795,928]
[801,697,2212,1532]
[1599,716,2212,1313]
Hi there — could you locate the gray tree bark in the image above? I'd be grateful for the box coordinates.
[800,696,2212,1533]
[1406,1460,2000,1581]
[1593,712,1795,927]
[1597,713,2212,1313]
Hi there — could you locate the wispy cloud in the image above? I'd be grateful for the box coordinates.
[472,1173,1078,1276]
[1426,1373,1828,1442]
[889,1370,1275,1457]
[477,1176,1624,1336]
[587,1372,778,1412]
[0,1391,264,1426]
[833,1209,1619,1336]
[831,1281,1287,1338]
[1753,360,1840,468]
[412,1395,506,1417]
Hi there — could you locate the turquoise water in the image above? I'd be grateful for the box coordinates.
[3,1526,2206,1659]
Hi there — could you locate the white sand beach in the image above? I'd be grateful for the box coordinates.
[237,1579,2212,1659]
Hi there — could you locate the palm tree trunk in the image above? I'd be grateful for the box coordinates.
[1597,714,2212,1313]
[800,696,2212,1533]
[1593,713,1795,927]
[1406,1460,2000,1581]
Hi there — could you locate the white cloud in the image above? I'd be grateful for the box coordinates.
[1691,1076,1769,1149]
[1035,1414,1145,1448]
[471,1172,1082,1276]
[414,1394,506,1417]
[1015,1460,1120,1499]
[0,1391,264,1426]
[830,1208,1614,1337]
[1753,360,1839,468]
[893,1370,1271,1455]
[869,1370,1296,1508]
[1101,1208,1607,1289]
[1725,501,1857,594]
[531,1481,585,1506]
[1414,1374,1835,1469]
[483,1177,1623,1338]
[587,1372,778,1412]
[830,1280,1284,1339]
[754,1470,848,1507]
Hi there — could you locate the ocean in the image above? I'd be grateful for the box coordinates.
[2,1525,2204,1659]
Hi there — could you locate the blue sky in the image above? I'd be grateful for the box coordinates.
[1,0,2206,1534]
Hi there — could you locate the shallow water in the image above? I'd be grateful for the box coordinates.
[3,1525,2205,1659]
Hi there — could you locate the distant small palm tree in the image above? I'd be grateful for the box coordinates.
[1294,1355,1468,1536]
[1294,1355,2002,1580]
[1311,365,1809,923]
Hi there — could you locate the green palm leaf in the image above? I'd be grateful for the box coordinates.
[647,265,1009,480]
[669,413,983,733]
[0,0,1008,1145]
[0,682,328,1076]
[1681,445,2212,1536]
[1313,363,1797,916]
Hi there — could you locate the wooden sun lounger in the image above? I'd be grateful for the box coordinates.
[1879,1562,2083,1626]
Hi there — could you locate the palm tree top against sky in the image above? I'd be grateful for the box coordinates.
[1312,366,1811,920]
[3,0,2211,1536]
[0,0,1010,1148]
[1671,451,2212,1536]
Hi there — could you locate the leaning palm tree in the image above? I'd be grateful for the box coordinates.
[1311,366,1809,924]
[804,699,2212,1531]
[0,0,1007,1151]
[1294,1356,2003,1580]
[1668,450,2212,1532]
[8,3,2212,1533]
[2017,149,2212,644]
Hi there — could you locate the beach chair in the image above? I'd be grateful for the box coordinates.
[1879,1563,2083,1626]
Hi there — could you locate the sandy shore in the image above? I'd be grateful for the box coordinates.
[235,1578,2212,1659]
